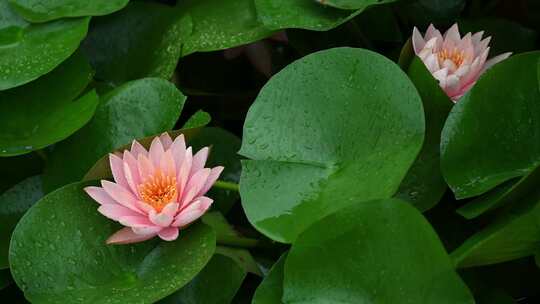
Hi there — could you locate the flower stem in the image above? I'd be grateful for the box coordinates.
[213,180,240,192]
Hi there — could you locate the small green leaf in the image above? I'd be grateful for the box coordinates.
[182,110,211,129]
[396,57,453,212]
[456,166,540,219]
[43,78,186,192]
[9,182,216,303]
[254,0,361,31]
[240,47,424,243]
[451,191,540,268]
[0,176,43,269]
[215,246,261,276]
[81,1,191,86]
[0,0,89,90]
[0,53,98,156]
[8,0,128,22]
[441,52,540,199]
[284,199,474,303]
[252,253,286,304]
[158,254,246,304]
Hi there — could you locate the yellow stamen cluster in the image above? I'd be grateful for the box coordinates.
[138,171,177,212]
[438,48,466,67]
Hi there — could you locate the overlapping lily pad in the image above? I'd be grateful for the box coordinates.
[396,57,453,211]
[8,0,128,22]
[451,190,540,268]
[158,254,246,304]
[441,52,540,199]
[0,176,43,269]
[240,47,424,243]
[252,253,286,304]
[9,182,216,303]
[43,78,186,192]
[0,0,89,90]
[0,52,98,156]
[283,199,474,303]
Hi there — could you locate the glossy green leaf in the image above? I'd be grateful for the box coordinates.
[0,176,43,269]
[240,47,424,243]
[252,253,286,304]
[0,0,89,90]
[159,254,246,304]
[190,128,241,214]
[284,199,474,303]
[254,0,361,31]
[396,57,453,212]
[182,110,211,129]
[8,0,128,22]
[441,52,540,199]
[43,78,186,192]
[215,246,261,276]
[10,182,215,303]
[179,0,274,56]
[82,1,190,86]
[456,165,540,219]
[451,191,540,268]
[0,53,98,156]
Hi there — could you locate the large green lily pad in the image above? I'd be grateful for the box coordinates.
[9,182,216,303]
[441,52,540,199]
[240,47,424,243]
[8,0,128,22]
[0,0,89,90]
[0,52,98,156]
[283,199,474,303]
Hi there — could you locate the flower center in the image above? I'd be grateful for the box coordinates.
[438,48,465,67]
[138,171,177,212]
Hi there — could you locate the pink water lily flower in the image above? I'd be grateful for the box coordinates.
[84,133,223,244]
[412,23,511,102]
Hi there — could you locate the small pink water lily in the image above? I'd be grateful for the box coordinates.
[412,23,511,102]
[84,133,223,245]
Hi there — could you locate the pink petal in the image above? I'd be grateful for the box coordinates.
[471,31,484,46]
[412,27,426,54]
[171,134,187,172]
[118,215,154,227]
[160,149,176,177]
[123,151,141,198]
[149,203,179,227]
[109,154,129,189]
[133,226,162,235]
[98,204,140,221]
[138,154,155,182]
[106,227,156,245]
[181,168,211,207]
[177,147,193,198]
[130,140,148,158]
[425,24,443,44]
[199,166,224,196]
[174,197,213,227]
[149,137,165,167]
[101,180,143,214]
[481,52,512,73]
[191,147,209,177]
[158,227,179,241]
[444,23,461,43]
[159,133,173,150]
[84,186,116,205]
